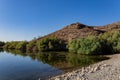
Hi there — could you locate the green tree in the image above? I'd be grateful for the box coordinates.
[68,36,106,55]
[37,36,65,51]
[26,40,38,52]
[100,30,120,53]
[15,41,28,51]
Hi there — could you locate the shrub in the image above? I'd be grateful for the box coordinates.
[68,30,120,55]
[15,41,28,51]
[3,41,18,49]
[26,40,38,52]
[68,36,106,55]
[37,37,65,51]
[100,30,120,53]
[3,41,28,51]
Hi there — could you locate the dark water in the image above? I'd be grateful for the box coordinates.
[0,50,108,80]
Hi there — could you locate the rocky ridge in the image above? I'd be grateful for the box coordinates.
[38,22,120,43]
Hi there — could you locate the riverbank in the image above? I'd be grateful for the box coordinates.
[49,54,120,80]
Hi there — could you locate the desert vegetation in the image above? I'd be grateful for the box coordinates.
[3,36,66,52]
[37,37,66,51]
[99,30,120,53]
[68,30,120,55]
[68,36,105,55]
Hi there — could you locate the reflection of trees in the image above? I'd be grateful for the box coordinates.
[5,49,27,57]
[27,53,36,60]
[0,48,4,53]
[36,52,66,65]
[35,52,108,72]
[66,53,109,67]
[3,49,109,72]
[67,54,93,67]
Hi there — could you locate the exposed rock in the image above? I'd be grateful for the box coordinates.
[38,22,105,43]
[37,22,120,44]
[94,21,120,31]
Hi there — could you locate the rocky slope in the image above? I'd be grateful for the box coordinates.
[94,22,120,31]
[38,22,120,43]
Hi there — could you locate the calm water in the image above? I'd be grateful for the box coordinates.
[0,50,108,80]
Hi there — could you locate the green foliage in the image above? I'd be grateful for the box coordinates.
[3,41,18,49]
[68,36,106,55]
[3,30,120,54]
[15,41,28,51]
[67,53,108,67]
[0,41,5,48]
[68,30,120,54]
[37,37,65,51]
[100,30,120,53]
[3,37,65,52]
[3,41,28,51]
[5,49,27,56]
[26,40,38,52]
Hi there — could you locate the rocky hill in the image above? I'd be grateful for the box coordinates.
[38,22,120,43]
[94,22,120,31]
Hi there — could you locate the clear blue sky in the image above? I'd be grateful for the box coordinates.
[0,0,120,41]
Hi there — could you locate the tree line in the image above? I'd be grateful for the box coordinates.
[2,36,66,52]
[1,30,120,55]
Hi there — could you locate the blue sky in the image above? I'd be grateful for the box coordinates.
[0,0,120,41]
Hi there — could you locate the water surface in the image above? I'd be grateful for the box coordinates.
[0,50,108,80]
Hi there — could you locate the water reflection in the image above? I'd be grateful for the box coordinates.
[67,53,108,67]
[5,49,27,57]
[0,48,4,52]
[0,50,63,80]
[5,49,109,72]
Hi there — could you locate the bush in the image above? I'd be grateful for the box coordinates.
[100,30,120,53]
[3,41,28,51]
[37,37,65,51]
[26,40,38,52]
[3,41,18,49]
[15,41,28,51]
[68,30,120,55]
[68,36,106,55]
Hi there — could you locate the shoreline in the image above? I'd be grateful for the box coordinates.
[49,54,120,80]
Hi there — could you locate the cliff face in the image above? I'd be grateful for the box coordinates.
[38,22,120,43]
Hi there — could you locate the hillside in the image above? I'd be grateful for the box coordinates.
[38,23,104,43]
[38,22,120,43]
[94,22,120,31]
[3,21,120,52]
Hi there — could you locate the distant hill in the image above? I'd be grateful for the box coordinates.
[37,22,120,43]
